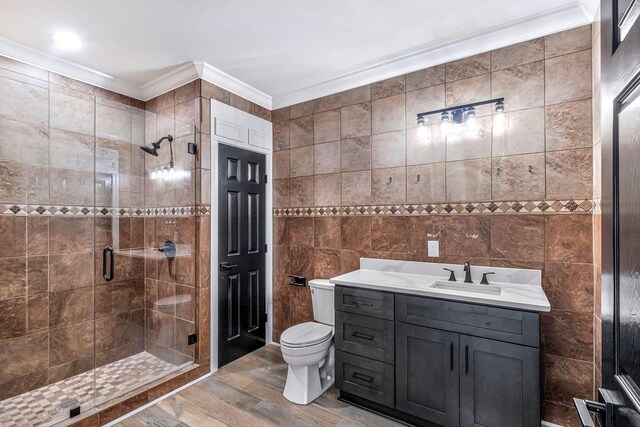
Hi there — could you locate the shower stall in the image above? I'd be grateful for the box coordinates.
[0,69,199,426]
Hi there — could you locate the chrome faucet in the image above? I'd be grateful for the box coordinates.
[463,262,473,283]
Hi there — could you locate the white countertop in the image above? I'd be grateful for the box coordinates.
[329,258,550,312]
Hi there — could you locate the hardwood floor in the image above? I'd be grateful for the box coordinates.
[115,345,402,427]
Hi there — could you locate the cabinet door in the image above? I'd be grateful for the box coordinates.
[396,323,460,426]
[460,335,540,427]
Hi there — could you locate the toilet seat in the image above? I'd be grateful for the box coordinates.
[280,322,333,348]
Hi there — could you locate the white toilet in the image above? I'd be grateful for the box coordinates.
[280,279,335,405]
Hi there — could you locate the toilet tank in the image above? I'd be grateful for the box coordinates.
[309,279,335,326]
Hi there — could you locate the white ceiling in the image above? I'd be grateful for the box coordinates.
[0,0,598,108]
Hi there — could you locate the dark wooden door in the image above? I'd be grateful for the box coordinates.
[395,323,460,426]
[218,143,266,367]
[459,335,539,427]
[588,0,640,427]
[588,0,640,425]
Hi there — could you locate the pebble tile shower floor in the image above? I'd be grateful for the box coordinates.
[0,352,177,427]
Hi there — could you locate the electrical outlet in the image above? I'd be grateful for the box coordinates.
[427,240,440,257]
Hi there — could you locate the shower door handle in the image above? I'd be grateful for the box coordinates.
[103,246,115,282]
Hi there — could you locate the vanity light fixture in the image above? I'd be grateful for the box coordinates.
[416,97,505,127]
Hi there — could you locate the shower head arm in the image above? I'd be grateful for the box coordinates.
[154,135,174,166]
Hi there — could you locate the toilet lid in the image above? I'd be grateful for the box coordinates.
[280,322,333,348]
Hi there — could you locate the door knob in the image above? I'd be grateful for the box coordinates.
[219,262,238,271]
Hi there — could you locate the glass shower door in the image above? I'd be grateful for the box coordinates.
[0,58,197,426]
[93,99,197,405]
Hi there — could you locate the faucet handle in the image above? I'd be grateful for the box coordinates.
[443,268,456,282]
[480,272,495,285]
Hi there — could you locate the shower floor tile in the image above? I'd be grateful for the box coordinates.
[0,352,179,427]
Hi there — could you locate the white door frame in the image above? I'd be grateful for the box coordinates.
[209,100,273,372]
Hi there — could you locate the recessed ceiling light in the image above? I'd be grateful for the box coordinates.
[52,31,82,50]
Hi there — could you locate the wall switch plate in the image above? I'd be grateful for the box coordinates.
[427,240,440,257]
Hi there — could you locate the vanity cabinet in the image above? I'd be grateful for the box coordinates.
[335,285,541,427]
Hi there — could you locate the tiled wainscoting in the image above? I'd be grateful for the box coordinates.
[273,211,595,425]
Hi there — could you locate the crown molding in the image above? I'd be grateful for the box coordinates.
[271,1,595,109]
[0,1,595,112]
[0,35,142,98]
[0,39,272,108]
[139,62,200,101]
[198,61,272,109]
[139,61,272,108]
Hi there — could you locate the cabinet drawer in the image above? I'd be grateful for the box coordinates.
[396,294,540,347]
[335,311,394,363]
[336,351,394,408]
[335,286,394,320]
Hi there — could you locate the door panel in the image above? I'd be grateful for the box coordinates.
[597,0,640,424]
[248,270,260,332]
[227,273,241,339]
[460,335,539,427]
[395,323,460,426]
[218,143,266,367]
[227,191,240,255]
[248,192,259,253]
[618,85,640,390]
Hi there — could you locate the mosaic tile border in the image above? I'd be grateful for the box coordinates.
[0,204,211,217]
[274,199,594,217]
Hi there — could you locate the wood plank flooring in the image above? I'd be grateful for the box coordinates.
[115,345,403,427]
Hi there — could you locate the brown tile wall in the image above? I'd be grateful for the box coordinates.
[143,83,202,368]
[141,78,270,374]
[0,56,148,400]
[0,49,266,427]
[272,25,595,427]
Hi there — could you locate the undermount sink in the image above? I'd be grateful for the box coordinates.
[430,281,502,295]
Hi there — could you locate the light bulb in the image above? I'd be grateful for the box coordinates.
[494,112,506,134]
[416,125,429,140]
[169,167,176,177]
[440,121,452,137]
[150,170,157,180]
[163,167,169,178]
